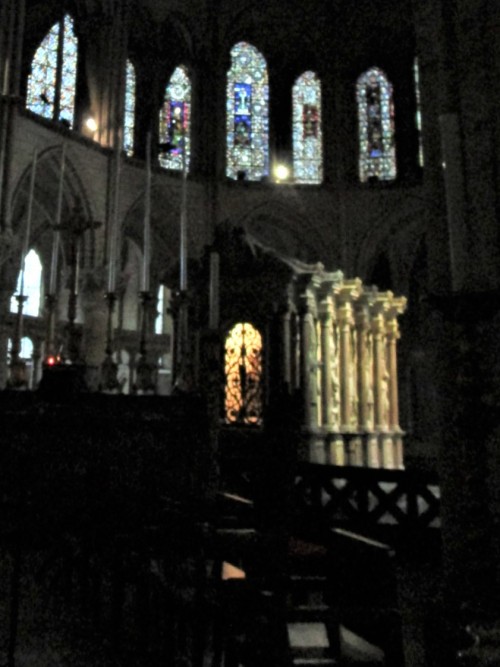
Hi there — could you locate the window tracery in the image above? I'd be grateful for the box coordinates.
[26,15,78,126]
[124,60,136,155]
[224,322,263,425]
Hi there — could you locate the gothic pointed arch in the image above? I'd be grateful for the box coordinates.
[226,42,269,181]
[159,65,191,171]
[292,70,323,184]
[124,59,136,155]
[356,66,396,182]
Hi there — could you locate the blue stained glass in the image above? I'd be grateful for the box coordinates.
[124,60,136,155]
[159,65,191,171]
[27,15,78,126]
[356,67,396,182]
[292,71,323,184]
[226,43,269,181]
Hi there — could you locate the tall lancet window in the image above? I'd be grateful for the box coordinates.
[26,15,78,126]
[293,71,323,184]
[356,67,396,182]
[226,42,269,181]
[159,65,191,171]
[123,60,136,155]
[413,58,424,168]
[10,249,43,317]
[224,322,263,426]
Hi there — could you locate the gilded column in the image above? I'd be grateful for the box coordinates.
[369,293,389,466]
[337,281,361,432]
[299,285,322,461]
[355,293,373,465]
[385,296,407,468]
[318,294,334,430]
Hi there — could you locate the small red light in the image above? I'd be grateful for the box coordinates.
[46,356,56,366]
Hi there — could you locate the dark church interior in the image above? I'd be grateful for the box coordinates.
[1,0,500,665]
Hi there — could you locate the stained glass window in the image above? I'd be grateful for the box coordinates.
[224,322,263,425]
[356,67,396,182]
[26,15,78,126]
[10,249,43,317]
[414,58,424,167]
[226,42,269,181]
[124,60,136,156]
[159,65,191,170]
[293,71,323,184]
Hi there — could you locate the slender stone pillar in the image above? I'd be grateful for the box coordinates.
[281,298,293,390]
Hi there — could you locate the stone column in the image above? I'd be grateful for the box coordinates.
[80,274,107,391]
[386,296,407,468]
[281,302,292,390]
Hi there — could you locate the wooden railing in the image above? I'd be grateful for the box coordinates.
[293,462,441,537]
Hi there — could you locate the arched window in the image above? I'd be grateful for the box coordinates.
[224,322,263,425]
[26,14,78,127]
[226,42,269,181]
[123,60,136,155]
[292,71,323,184]
[356,67,396,182]
[159,65,191,171]
[10,249,43,317]
[413,58,423,167]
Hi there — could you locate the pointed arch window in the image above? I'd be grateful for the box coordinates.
[413,58,424,168]
[293,71,323,184]
[159,65,191,171]
[26,14,78,127]
[10,249,43,317]
[356,67,396,182]
[123,60,136,155]
[224,322,263,425]
[226,42,269,181]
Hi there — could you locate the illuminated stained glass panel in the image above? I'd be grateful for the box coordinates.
[414,58,424,167]
[26,15,78,126]
[159,65,191,171]
[124,60,136,156]
[226,42,269,181]
[293,71,323,184]
[224,322,263,425]
[356,67,396,182]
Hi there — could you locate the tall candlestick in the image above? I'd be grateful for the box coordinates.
[208,251,219,329]
[107,141,121,293]
[179,138,188,291]
[49,142,66,295]
[18,148,38,296]
[141,132,152,292]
